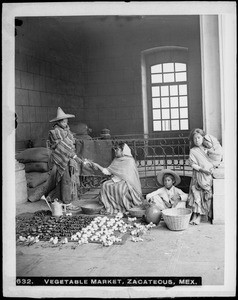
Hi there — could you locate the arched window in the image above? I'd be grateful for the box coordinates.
[142,46,190,135]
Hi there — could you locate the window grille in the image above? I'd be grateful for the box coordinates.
[150,62,189,132]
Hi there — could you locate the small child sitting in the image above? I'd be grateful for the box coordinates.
[146,169,188,211]
[202,134,223,167]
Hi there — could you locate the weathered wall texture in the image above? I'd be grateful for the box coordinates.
[15,17,85,149]
[15,16,203,147]
[81,16,202,136]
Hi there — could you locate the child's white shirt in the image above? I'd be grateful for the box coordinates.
[146,186,188,205]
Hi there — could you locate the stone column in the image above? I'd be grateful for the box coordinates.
[199,15,222,141]
[212,167,225,224]
[15,159,28,204]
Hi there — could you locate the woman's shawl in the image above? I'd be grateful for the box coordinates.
[204,134,223,154]
[189,147,213,191]
[48,124,76,176]
[107,156,142,196]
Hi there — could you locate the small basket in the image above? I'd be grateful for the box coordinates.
[162,208,192,231]
[128,207,146,218]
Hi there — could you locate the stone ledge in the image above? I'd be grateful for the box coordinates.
[213,178,225,195]
[213,166,224,179]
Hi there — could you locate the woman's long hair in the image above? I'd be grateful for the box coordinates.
[189,128,206,149]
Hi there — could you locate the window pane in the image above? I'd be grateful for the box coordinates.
[180,119,189,130]
[153,109,161,119]
[170,85,178,96]
[170,97,178,107]
[150,60,189,133]
[161,85,169,96]
[161,97,169,108]
[180,108,188,118]
[162,109,170,119]
[151,64,162,73]
[163,63,174,73]
[179,96,188,107]
[179,84,187,95]
[152,98,160,108]
[153,121,161,131]
[152,86,160,97]
[171,119,179,130]
[151,74,162,83]
[175,72,187,82]
[175,63,186,72]
[163,73,175,83]
[162,120,170,131]
[171,108,179,119]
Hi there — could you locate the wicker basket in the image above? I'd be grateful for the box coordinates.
[162,208,192,231]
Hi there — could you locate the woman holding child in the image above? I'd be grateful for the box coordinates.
[187,128,223,225]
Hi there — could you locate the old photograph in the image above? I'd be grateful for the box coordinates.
[2,1,236,298]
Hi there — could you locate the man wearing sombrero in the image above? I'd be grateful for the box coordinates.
[36,107,91,210]
[146,169,188,210]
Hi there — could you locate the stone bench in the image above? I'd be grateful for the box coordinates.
[212,167,225,224]
[212,178,225,224]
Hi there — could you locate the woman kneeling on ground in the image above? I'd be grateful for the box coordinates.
[92,142,143,215]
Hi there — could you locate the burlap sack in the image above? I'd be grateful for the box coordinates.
[16,147,51,163]
[24,162,49,173]
[28,182,46,202]
[26,172,50,188]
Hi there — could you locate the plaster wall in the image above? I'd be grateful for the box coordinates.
[15,17,85,150]
[200,15,222,141]
[82,16,203,136]
[15,16,222,144]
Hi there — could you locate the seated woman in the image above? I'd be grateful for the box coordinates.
[146,169,188,210]
[188,128,216,225]
[92,142,143,214]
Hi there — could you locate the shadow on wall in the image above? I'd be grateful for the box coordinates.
[141,175,191,196]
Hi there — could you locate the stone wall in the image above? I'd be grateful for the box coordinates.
[15,16,203,145]
[82,16,202,136]
[15,17,85,150]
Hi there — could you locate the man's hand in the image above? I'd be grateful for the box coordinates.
[91,162,100,170]
[74,156,83,164]
[83,158,94,167]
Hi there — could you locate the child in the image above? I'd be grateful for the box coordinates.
[146,169,188,210]
[202,134,223,167]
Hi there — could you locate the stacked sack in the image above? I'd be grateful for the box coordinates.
[16,147,51,202]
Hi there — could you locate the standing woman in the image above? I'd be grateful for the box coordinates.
[92,142,143,214]
[188,128,215,225]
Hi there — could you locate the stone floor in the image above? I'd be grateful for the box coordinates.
[6,194,233,298]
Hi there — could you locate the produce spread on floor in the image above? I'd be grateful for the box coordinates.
[16,210,156,247]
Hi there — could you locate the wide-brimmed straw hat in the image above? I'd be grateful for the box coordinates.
[49,107,75,123]
[157,169,181,186]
